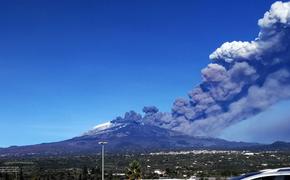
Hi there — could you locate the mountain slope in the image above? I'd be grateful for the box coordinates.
[0,120,288,156]
[0,121,253,156]
[245,141,290,151]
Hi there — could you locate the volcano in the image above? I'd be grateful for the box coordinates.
[0,119,264,157]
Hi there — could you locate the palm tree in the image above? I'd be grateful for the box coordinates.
[125,160,142,180]
[19,167,24,180]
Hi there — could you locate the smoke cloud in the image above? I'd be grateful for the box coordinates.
[110,1,290,137]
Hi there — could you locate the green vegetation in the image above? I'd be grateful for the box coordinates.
[0,151,290,180]
[125,160,142,180]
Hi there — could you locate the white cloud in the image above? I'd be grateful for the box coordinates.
[258,1,290,29]
[210,1,290,63]
[209,41,259,62]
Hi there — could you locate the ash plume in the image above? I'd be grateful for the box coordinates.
[167,1,290,136]
[108,1,290,137]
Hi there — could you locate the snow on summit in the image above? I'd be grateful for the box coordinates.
[93,122,112,131]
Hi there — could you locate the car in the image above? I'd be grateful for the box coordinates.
[188,175,197,180]
[232,168,290,180]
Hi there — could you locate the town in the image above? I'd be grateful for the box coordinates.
[0,150,289,179]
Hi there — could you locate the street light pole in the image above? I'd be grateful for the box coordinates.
[98,141,108,180]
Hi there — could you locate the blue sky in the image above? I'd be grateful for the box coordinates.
[0,0,286,147]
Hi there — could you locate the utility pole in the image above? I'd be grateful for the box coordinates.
[98,141,108,180]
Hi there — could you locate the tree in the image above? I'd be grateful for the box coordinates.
[5,173,9,180]
[125,160,142,180]
[82,166,88,180]
[19,167,24,180]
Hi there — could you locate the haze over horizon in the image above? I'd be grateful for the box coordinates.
[1,0,290,147]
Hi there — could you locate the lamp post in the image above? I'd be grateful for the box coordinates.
[98,141,108,180]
